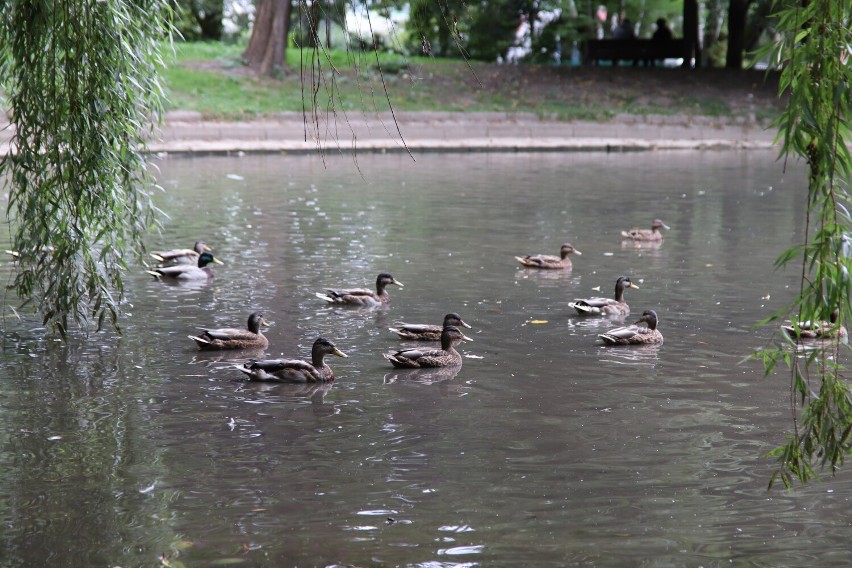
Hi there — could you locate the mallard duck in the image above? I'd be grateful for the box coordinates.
[151,240,212,266]
[146,251,223,281]
[782,309,848,340]
[515,243,582,269]
[237,338,348,383]
[188,312,270,350]
[315,272,404,306]
[388,312,472,341]
[621,219,670,241]
[568,276,639,316]
[599,309,664,345]
[384,325,473,368]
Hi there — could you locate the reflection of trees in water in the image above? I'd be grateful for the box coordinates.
[0,341,180,566]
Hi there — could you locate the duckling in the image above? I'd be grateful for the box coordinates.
[151,240,212,267]
[384,325,473,368]
[388,312,472,341]
[146,251,223,281]
[316,272,403,306]
[599,309,664,345]
[569,276,639,316]
[189,312,270,350]
[782,309,848,340]
[237,338,348,383]
[621,219,670,241]
[515,243,582,269]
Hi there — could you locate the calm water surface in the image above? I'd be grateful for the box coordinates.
[1,150,847,567]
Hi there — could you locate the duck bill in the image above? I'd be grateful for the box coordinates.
[460,333,474,342]
[574,250,582,255]
[203,244,213,251]
[662,223,671,230]
[459,321,473,329]
[212,257,225,265]
[393,279,404,287]
[332,348,348,358]
[260,319,272,328]
[629,283,640,289]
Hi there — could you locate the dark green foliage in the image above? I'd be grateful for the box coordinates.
[0,0,172,336]
[753,0,852,487]
[172,0,224,41]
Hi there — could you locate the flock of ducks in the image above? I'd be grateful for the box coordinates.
[145,219,676,384]
[146,216,848,381]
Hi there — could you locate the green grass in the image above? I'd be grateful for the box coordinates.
[161,40,783,122]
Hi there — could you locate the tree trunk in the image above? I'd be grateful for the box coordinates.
[682,0,700,68]
[726,0,749,69]
[701,0,725,67]
[243,0,292,76]
[191,0,223,40]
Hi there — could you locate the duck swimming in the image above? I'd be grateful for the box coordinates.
[150,240,212,267]
[569,276,639,317]
[621,219,670,241]
[599,309,664,345]
[384,325,473,368]
[237,338,348,383]
[316,272,404,306]
[515,243,582,269]
[189,312,270,350]
[388,312,472,341]
[782,309,848,340]
[146,251,223,281]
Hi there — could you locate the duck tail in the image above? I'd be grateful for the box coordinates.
[568,302,594,315]
[188,334,210,346]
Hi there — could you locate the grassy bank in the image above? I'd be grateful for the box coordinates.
[163,41,783,122]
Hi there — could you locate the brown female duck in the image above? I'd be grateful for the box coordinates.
[599,309,664,345]
[568,276,639,316]
[515,243,582,269]
[388,312,472,341]
[316,272,404,306]
[621,219,670,241]
[237,338,348,383]
[384,325,473,368]
[151,240,212,267]
[189,312,270,350]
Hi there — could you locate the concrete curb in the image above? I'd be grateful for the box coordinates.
[1,111,778,157]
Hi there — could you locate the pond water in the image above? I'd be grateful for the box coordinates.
[1,149,849,567]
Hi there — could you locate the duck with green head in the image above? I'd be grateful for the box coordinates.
[599,309,664,345]
[316,272,404,306]
[146,251,224,281]
[569,276,639,317]
[189,312,270,350]
[389,312,472,341]
[384,325,473,368]
[782,309,848,340]
[150,240,212,267]
[237,338,348,383]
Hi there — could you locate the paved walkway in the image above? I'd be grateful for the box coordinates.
[1,111,777,157]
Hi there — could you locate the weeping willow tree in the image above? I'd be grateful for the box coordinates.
[755,0,852,488]
[0,0,172,337]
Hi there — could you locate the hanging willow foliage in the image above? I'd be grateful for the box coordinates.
[753,0,852,488]
[0,0,171,337]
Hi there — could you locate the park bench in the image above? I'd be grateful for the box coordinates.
[584,38,686,66]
